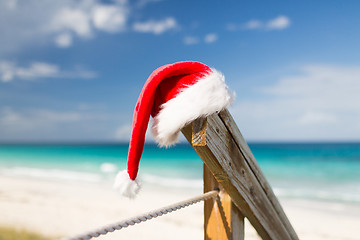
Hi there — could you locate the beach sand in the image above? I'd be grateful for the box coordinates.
[0,175,360,240]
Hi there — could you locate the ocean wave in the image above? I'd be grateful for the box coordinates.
[100,162,118,173]
[274,187,360,204]
[3,166,358,204]
[0,167,102,183]
[141,173,202,189]
[0,166,203,189]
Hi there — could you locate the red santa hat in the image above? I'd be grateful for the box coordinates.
[114,61,234,198]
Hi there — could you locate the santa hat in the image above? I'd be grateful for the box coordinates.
[114,61,234,198]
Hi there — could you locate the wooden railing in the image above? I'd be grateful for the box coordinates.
[181,109,298,240]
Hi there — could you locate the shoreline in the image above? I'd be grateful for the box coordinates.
[1,175,360,240]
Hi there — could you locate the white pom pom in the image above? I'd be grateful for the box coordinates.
[113,170,141,198]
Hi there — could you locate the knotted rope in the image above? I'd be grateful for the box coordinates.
[60,190,219,240]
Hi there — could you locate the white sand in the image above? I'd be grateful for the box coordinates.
[0,175,360,240]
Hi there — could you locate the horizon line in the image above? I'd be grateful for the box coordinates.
[1,140,360,146]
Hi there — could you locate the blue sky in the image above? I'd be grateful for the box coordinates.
[1,0,360,142]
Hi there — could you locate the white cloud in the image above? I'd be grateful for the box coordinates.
[229,15,291,32]
[183,36,199,45]
[0,0,129,52]
[55,32,73,48]
[5,0,17,10]
[184,34,218,45]
[16,62,59,79]
[299,112,337,125]
[136,0,164,8]
[0,107,112,141]
[266,15,291,30]
[0,107,21,125]
[92,5,128,33]
[204,33,218,44]
[47,2,129,41]
[226,23,237,31]
[243,20,263,30]
[231,64,360,141]
[49,7,92,38]
[133,17,177,34]
[0,62,15,82]
[0,107,83,130]
[0,61,97,82]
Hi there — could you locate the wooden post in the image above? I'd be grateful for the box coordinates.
[204,165,244,240]
[182,110,299,240]
[192,117,245,240]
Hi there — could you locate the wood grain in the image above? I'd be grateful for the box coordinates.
[192,117,207,146]
[218,109,298,239]
[204,164,244,240]
[181,110,298,240]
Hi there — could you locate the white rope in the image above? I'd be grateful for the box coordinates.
[60,190,219,240]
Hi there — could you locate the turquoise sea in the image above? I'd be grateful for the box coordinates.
[0,143,359,204]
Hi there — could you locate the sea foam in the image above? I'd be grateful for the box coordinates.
[0,167,102,183]
[100,162,117,173]
[141,173,202,189]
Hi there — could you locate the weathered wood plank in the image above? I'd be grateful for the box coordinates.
[192,117,207,146]
[181,112,299,240]
[218,109,298,239]
[194,118,245,240]
[204,164,244,240]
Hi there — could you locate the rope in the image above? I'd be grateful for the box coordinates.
[60,190,219,240]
